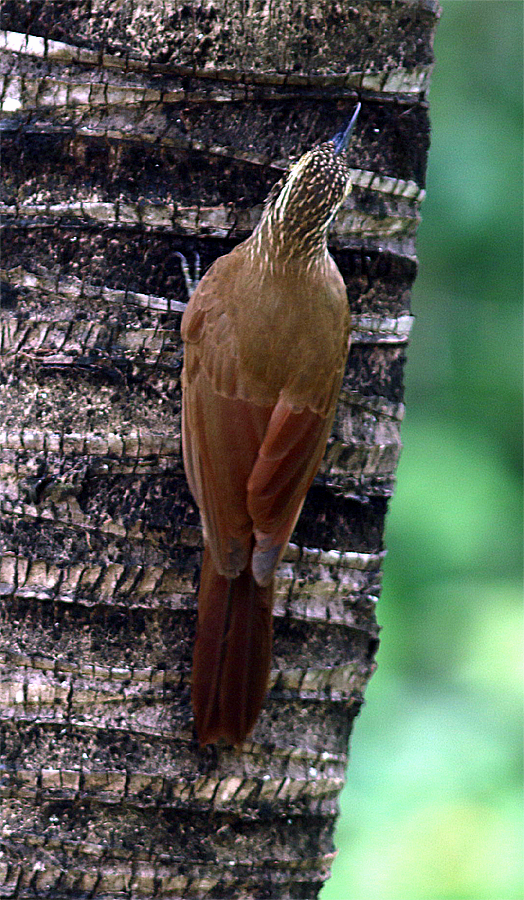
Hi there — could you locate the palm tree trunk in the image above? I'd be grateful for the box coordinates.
[0,1,438,896]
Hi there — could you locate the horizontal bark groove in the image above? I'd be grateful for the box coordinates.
[1,248,417,316]
[0,5,438,80]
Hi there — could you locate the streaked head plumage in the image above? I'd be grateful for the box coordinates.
[256,104,360,259]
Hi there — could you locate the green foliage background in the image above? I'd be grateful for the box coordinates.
[323,3,523,898]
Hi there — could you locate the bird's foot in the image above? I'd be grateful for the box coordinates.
[175,250,201,299]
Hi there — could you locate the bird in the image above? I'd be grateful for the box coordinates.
[181,103,360,746]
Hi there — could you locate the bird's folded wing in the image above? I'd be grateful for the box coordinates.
[182,352,274,578]
[246,396,336,585]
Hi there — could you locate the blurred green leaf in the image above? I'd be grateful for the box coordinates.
[323,3,523,898]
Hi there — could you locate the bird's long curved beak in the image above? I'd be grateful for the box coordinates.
[332,102,361,155]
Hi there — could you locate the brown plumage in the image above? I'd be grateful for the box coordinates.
[182,105,360,746]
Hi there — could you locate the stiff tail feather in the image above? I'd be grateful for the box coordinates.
[192,546,274,746]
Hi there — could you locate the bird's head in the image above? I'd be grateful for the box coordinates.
[257,103,360,260]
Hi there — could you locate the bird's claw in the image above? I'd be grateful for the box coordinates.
[175,251,201,299]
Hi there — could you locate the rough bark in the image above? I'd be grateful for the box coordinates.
[0,1,438,897]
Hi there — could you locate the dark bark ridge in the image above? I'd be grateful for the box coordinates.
[0,2,437,897]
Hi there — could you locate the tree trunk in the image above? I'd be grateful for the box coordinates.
[0,1,438,896]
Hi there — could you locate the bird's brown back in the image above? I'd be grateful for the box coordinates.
[182,240,350,416]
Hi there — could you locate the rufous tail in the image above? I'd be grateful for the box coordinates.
[192,546,274,746]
